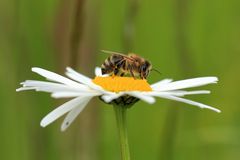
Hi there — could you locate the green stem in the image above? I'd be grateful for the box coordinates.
[114,105,130,160]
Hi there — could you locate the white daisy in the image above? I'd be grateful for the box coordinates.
[16,67,220,131]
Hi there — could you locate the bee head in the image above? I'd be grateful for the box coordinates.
[140,61,152,79]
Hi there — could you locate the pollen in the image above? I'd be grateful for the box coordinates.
[92,76,152,92]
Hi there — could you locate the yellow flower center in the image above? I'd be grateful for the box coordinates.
[92,76,152,92]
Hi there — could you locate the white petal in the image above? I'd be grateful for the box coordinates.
[147,90,210,97]
[151,79,173,89]
[16,87,37,92]
[40,96,92,127]
[125,91,156,104]
[154,77,218,91]
[95,67,102,76]
[169,90,211,96]
[101,93,124,103]
[51,92,101,99]
[66,67,104,91]
[94,67,109,77]
[152,94,221,113]
[61,97,92,131]
[65,67,92,84]
[19,80,90,93]
[32,67,82,87]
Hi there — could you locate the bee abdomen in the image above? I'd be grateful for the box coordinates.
[101,57,115,74]
[101,63,113,74]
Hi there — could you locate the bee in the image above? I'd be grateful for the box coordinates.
[101,50,152,79]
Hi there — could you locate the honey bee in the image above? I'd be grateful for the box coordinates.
[101,50,152,79]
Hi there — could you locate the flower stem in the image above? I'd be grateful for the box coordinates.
[114,105,131,160]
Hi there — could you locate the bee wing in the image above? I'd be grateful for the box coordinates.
[101,50,126,55]
[100,50,135,61]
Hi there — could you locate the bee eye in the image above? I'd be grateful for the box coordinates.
[141,65,147,71]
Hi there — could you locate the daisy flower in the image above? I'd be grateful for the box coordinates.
[16,67,220,131]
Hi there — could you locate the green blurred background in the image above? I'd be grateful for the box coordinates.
[1,0,240,159]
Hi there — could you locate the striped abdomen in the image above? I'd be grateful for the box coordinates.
[101,55,126,76]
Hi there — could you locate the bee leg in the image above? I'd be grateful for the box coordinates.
[109,68,116,78]
[127,65,135,79]
[101,68,107,75]
[120,73,125,77]
[114,68,120,75]
[129,68,136,79]
[140,72,144,79]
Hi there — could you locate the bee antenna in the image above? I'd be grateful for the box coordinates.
[151,68,162,75]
